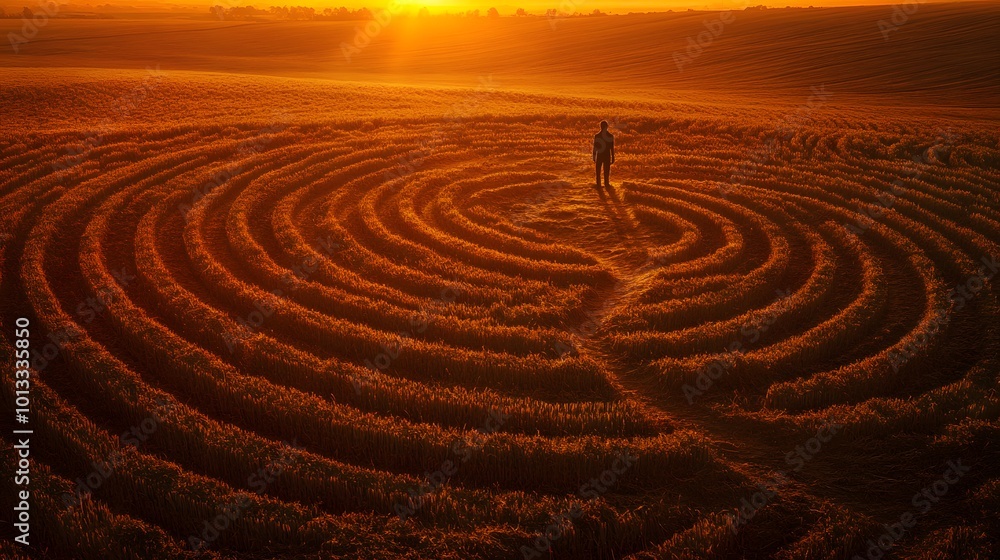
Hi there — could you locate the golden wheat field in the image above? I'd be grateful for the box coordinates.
[1,2,999,559]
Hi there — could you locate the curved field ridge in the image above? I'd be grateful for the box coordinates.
[1,74,999,559]
[2,3,999,100]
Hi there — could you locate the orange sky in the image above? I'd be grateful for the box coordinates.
[418,0,979,11]
[401,0,925,12]
[24,0,971,14]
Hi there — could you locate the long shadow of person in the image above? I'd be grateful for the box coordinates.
[593,182,642,253]
[604,182,623,205]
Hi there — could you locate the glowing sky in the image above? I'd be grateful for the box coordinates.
[307,0,917,11]
[44,0,951,14]
[405,0,906,13]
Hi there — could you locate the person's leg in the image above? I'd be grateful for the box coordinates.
[604,161,611,186]
[595,160,602,187]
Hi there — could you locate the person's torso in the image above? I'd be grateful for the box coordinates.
[594,131,614,156]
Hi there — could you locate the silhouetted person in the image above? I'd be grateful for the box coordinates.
[593,121,615,188]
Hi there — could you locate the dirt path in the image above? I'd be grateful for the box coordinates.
[568,187,916,524]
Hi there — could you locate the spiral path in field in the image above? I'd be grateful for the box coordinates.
[2,109,999,559]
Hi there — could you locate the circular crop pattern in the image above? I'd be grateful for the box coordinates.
[2,105,999,559]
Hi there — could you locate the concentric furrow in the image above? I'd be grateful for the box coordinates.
[608,194,805,336]
[182,162,615,398]
[437,172,598,264]
[1,345,522,558]
[77,145,685,492]
[224,158,570,358]
[146,194,652,437]
[324,152,596,325]
[1,119,750,559]
[3,105,999,559]
[5,135,728,544]
[391,170,610,284]
[610,132,998,442]
[626,499,880,560]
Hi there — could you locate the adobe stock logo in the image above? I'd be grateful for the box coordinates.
[7,1,59,53]
[673,10,735,72]
[878,0,925,41]
[852,459,970,560]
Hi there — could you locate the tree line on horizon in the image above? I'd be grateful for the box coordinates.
[0,3,774,21]
[207,5,623,21]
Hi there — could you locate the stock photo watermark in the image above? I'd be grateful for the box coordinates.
[727,419,842,533]
[222,236,342,352]
[7,0,58,53]
[29,267,134,372]
[520,451,637,559]
[383,75,497,184]
[853,459,970,559]
[340,0,406,62]
[395,408,509,520]
[845,128,957,237]
[878,0,925,41]
[682,288,791,403]
[354,278,464,393]
[188,440,305,551]
[719,85,831,198]
[60,398,178,510]
[51,67,166,176]
[177,113,290,222]
[673,9,737,72]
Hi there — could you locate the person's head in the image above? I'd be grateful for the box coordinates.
[600,120,609,130]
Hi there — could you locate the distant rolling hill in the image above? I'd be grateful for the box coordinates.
[1,2,998,101]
